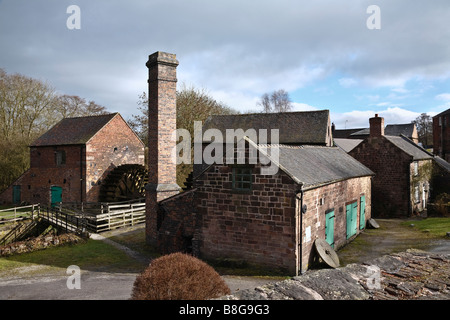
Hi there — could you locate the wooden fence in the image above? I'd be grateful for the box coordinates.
[84,202,146,233]
[0,200,145,234]
[0,204,40,224]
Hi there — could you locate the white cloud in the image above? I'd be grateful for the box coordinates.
[291,102,319,112]
[331,107,421,129]
[435,93,450,101]
[338,77,357,88]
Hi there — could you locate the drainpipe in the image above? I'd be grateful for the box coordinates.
[296,186,305,276]
[80,145,84,203]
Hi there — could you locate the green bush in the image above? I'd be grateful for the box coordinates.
[131,252,231,300]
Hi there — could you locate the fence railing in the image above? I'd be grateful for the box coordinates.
[0,204,40,224]
[85,202,146,233]
[0,200,146,236]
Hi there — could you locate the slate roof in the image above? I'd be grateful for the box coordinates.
[385,135,433,161]
[332,128,365,139]
[334,138,363,153]
[30,113,118,147]
[257,143,374,190]
[349,123,417,138]
[202,110,331,145]
[385,123,416,137]
[433,108,450,118]
[434,156,450,173]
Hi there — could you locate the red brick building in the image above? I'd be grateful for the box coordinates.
[144,51,374,275]
[0,113,145,205]
[433,108,450,162]
[349,114,433,217]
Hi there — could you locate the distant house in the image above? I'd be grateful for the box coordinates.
[0,113,145,205]
[349,114,433,217]
[334,122,419,144]
[433,108,450,162]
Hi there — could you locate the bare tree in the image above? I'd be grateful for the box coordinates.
[129,84,238,186]
[257,89,293,113]
[0,69,109,192]
[412,113,433,148]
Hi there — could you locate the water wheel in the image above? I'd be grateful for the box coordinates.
[99,164,148,202]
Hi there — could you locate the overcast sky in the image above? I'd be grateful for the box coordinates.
[1,0,450,128]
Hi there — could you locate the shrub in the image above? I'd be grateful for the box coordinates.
[131,252,231,300]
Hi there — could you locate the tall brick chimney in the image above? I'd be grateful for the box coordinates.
[145,51,181,245]
[369,114,384,137]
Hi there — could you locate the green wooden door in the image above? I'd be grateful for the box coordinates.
[359,196,366,230]
[346,202,358,239]
[51,186,62,207]
[325,210,335,248]
[12,185,21,205]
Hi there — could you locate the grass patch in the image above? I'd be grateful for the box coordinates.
[0,239,145,276]
[403,217,450,238]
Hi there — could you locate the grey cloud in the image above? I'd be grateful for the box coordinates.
[1,0,450,115]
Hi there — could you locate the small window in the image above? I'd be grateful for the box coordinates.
[414,162,418,176]
[232,166,252,192]
[415,186,420,203]
[55,150,66,166]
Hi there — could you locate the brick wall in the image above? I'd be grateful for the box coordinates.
[350,136,412,217]
[0,145,84,204]
[300,176,372,272]
[194,161,298,274]
[433,113,450,162]
[85,114,145,202]
[155,189,197,254]
[145,52,181,246]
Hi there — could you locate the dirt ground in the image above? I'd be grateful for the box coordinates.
[0,218,449,300]
[337,218,450,266]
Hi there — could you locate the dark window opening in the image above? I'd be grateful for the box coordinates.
[232,166,253,192]
[55,150,66,166]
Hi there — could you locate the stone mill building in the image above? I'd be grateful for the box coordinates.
[144,51,374,275]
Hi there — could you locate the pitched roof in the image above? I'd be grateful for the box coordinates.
[30,113,118,147]
[202,110,331,145]
[334,138,363,153]
[257,143,374,190]
[332,128,365,139]
[434,156,450,173]
[385,123,416,137]
[385,135,433,161]
[433,108,450,118]
[349,123,417,139]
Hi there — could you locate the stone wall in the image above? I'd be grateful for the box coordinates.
[85,114,145,202]
[300,176,372,272]
[350,136,412,217]
[194,162,298,274]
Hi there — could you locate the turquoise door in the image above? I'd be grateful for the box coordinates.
[359,196,366,230]
[346,202,358,239]
[50,186,62,207]
[12,185,21,205]
[325,210,335,248]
